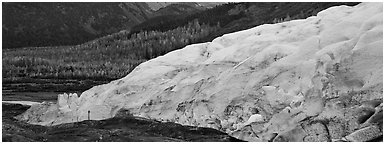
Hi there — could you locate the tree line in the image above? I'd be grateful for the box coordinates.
[3,19,220,82]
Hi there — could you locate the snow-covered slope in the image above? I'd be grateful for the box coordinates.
[17,3,383,142]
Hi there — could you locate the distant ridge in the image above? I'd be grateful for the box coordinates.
[2,2,221,49]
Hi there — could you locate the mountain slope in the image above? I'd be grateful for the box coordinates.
[17,3,383,142]
[151,3,206,17]
[131,2,360,39]
[146,2,225,11]
[2,2,154,48]
[2,2,218,49]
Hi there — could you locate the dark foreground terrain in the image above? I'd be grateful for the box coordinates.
[2,103,243,142]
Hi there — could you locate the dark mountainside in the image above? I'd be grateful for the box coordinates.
[131,2,361,41]
[146,2,224,11]
[3,2,360,93]
[2,2,151,48]
[2,2,214,49]
[151,3,206,17]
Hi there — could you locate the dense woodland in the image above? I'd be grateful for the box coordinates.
[3,2,360,88]
[3,20,219,82]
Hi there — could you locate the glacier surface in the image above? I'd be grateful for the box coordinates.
[17,3,383,142]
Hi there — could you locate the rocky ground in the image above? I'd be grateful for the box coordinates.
[2,103,243,142]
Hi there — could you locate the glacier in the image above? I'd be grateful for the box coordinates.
[17,3,383,142]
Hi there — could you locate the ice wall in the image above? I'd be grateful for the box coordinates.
[17,3,383,142]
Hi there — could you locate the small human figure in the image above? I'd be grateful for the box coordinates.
[88,110,90,120]
[283,106,291,114]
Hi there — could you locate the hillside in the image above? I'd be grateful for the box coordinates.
[2,2,153,48]
[17,2,383,142]
[146,2,224,11]
[151,3,206,17]
[2,2,219,49]
[131,2,360,39]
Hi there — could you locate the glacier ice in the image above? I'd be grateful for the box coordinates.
[17,3,383,142]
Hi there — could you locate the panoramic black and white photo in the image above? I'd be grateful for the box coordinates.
[2,1,383,142]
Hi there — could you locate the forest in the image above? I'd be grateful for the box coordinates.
[3,20,220,82]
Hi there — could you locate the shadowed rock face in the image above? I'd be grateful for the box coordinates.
[17,3,383,142]
[2,2,219,49]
